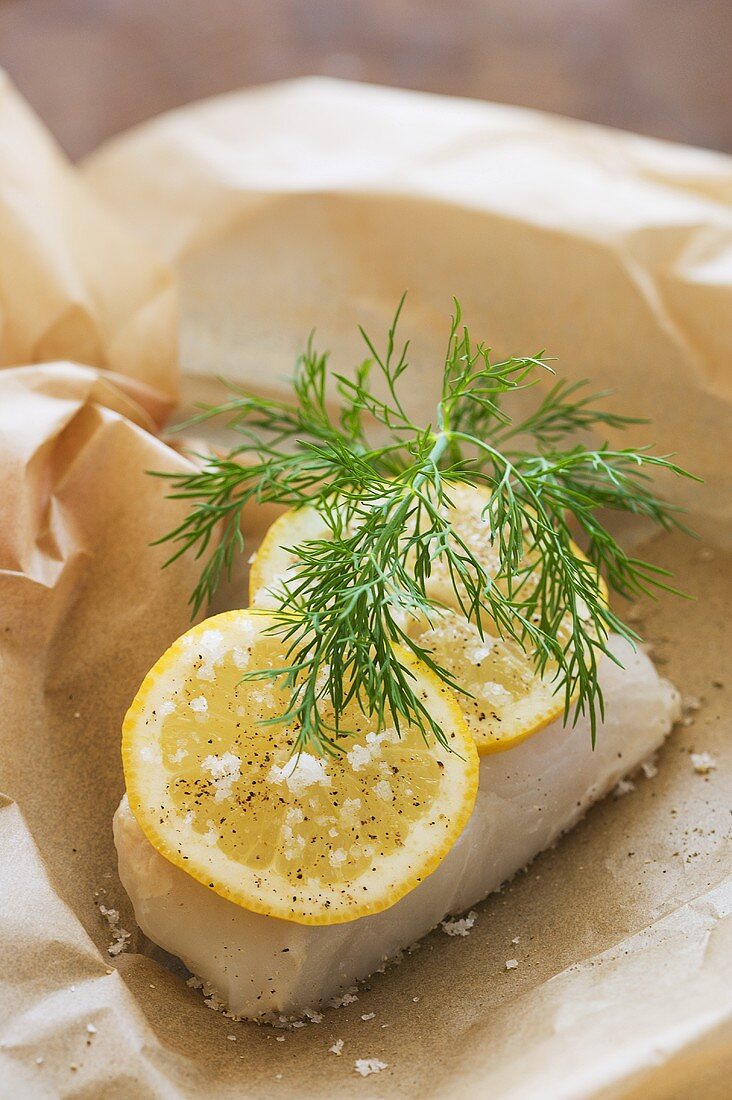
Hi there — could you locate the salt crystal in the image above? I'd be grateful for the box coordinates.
[480,681,512,705]
[199,629,226,660]
[329,988,359,1007]
[613,778,635,799]
[470,641,494,664]
[354,1058,388,1077]
[441,910,477,937]
[329,1039,344,1055]
[232,646,250,670]
[506,959,519,970]
[374,779,393,802]
[268,753,330,796]
[201,752,241,802]
[346,743,374,771]
[99,904,131,957]
[361,1012,375,1021]
[641,755,658,780]
[511,936,520,945]
[276,1035,286,1043]
[86,1024,97,1035]
[189,696,208,714]
[691,752,717,775]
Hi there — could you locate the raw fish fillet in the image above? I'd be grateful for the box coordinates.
[113,635,679,1018]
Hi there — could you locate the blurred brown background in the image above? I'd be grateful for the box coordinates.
[1,0,731,160]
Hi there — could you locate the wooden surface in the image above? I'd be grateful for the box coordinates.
[1,0,731,160]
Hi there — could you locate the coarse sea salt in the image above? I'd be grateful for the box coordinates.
[329,1039,344,1055]
[194,629,229,679]
[354,1058,387,1077]
[441,911,477,937]
[330,988,359,1008]
[201,752,242,802]
[374,779,393,802]
[99,904,131,957]
[690,751,717,775]
[232,646,249,670]
[641,754,659,779]
[199,629,226,660]
[345,729,398,773]
[268,753,330,796]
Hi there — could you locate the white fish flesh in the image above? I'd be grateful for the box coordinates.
[113,634,679,1017]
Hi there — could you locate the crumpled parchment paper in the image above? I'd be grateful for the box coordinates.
[0,68,177,421]
[0,74,730,1099]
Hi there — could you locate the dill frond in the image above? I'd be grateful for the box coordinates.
[153,296,697,754]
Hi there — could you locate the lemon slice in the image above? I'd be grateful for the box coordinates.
[122,610,478,925]
[249,483,606,755]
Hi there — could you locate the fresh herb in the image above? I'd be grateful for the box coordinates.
[154,297,696,755]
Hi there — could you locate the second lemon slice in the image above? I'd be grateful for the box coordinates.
[249,484,605,754]
[122,610,478,925]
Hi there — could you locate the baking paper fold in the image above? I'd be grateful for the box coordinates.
[0,70,178,422]
[1,78,731,1099]
[84,77,732,536]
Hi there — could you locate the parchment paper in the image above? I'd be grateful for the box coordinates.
[0,76,730,1099]
[0,70,178,422]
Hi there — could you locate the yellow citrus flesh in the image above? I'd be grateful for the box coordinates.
[122,610,478,925]
[248,484,607,755]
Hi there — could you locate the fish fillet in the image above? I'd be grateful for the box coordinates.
[113,634,679,1018]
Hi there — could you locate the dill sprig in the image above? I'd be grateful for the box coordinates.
[154,297,697,754]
